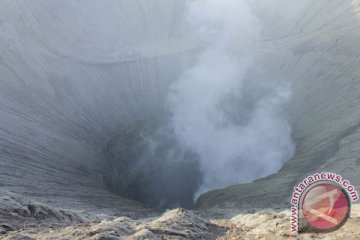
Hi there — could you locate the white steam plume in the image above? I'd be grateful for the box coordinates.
[168,0,295,197]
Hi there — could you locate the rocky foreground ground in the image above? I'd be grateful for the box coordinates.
[1,191,360,240]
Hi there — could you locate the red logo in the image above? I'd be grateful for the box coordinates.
[301,182,350,232]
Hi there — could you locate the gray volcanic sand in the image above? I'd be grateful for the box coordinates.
[1,192,360,239]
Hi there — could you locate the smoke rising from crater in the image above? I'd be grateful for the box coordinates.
[168,0,295,197]
[0,0,296,210]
